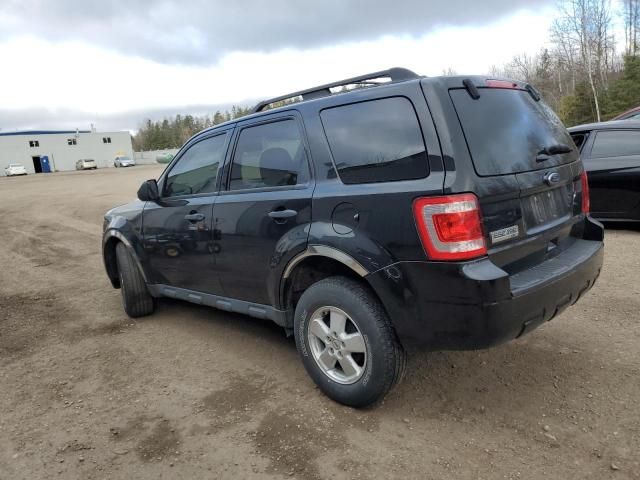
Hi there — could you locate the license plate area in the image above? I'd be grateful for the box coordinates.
[522,185,574,231]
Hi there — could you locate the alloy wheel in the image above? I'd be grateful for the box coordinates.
[307,306,368,384]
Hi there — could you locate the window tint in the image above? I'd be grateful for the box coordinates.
[320,97,428,184]
[164,133,228,196]
[591,130,640,158]
[229,119,308,190]
[450,89,576,175]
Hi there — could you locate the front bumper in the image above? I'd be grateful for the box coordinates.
[367,234,604,351]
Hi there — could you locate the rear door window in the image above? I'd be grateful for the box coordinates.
[320,97,429,184]
[590,130,640,158]
[228,119,309,191]
[450,88,578,176]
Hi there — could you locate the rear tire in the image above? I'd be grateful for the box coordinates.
[294,276,406,407]
[115,242,155,318]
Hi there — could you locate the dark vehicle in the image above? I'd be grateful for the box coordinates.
[569,120,640,223]
[612,105,640,121]
[103,68,604,407]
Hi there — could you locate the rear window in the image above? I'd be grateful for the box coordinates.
[591,130,640,158]
[450,88,577,176]
[320,97,429,184]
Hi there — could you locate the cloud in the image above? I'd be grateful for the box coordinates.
[0,104,248,134]
[1,0,552,64]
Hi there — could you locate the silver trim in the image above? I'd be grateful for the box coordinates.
[544,171,561,186]
[283,245,368,279]
[103,230,149,283]
[307,306,368,384]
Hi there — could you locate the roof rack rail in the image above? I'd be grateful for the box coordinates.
[251,67,420,113]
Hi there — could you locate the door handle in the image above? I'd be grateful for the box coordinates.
[184,213,205,222]
[268,209,297,221]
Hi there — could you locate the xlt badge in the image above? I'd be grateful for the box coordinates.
[490,225,520,244]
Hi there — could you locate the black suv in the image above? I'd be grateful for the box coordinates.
[103,68,604,407]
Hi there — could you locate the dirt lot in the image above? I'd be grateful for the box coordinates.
[0,165,638,480]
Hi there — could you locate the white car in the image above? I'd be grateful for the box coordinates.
[76,159,97,170]
[4,163,27,176]
[114,156,135,167]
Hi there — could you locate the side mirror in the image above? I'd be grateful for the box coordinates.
[137,179,159,202]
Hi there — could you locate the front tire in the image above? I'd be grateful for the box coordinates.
[294,276,406,407]
[115,242,155,318]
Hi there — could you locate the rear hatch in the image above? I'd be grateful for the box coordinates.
[448,81,585,269]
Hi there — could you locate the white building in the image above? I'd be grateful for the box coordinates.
[0,129,133,175]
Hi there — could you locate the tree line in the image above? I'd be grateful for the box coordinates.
[132,106,253,151]
[492,0,640,126]
[134,0,640,151]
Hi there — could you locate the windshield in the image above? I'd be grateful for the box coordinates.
[450,88,578,176]
[8,164,23,168]
[118,157,131,161]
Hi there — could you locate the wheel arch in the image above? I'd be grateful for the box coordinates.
[280,246,374,317]
[103,230,148,288]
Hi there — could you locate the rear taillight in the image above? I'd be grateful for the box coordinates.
[581,171,590,214]
[413,193,487,261]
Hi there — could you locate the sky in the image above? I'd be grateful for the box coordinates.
[0,0,559,133]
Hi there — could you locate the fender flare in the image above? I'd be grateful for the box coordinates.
[103,229,149,285]
[282,245,369,280]
[279,245,369,312]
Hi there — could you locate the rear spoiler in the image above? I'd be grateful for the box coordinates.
[462,78,541,102]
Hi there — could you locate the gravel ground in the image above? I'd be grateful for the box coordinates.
[0,165,638,480]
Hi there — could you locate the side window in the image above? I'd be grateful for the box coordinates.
[570,132,589,151]
[320,97,429,184]
[591,130,640,158]
[164,133,228,197]
[229,119,308,191]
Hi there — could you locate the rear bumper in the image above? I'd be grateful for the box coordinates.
[367,231,604,350]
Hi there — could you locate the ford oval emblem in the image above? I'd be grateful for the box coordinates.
[544,172,561,186]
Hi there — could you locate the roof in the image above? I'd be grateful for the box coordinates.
[567,120,640,132]
[0,129,91,137]
[251,67,421,113]
[613,105,640,120]
[190,70,527,144]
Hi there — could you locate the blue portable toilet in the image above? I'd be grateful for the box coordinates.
[40,155,51,173]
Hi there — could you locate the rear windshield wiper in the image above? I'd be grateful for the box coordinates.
[536,143,573,162]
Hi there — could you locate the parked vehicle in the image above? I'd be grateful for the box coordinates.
[76,159,97,170]
[103,68,604,407]
[114,156,135,167]
[569,120,640,222]
[612,106,640,121]
[4,163,27,176]
[156,153,174,164]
